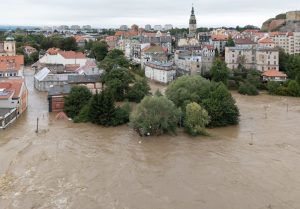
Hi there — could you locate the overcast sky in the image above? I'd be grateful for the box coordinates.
[0,0,299,28]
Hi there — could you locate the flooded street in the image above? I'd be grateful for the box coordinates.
[1,69,300,209]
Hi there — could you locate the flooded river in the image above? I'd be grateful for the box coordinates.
[1,69,300,209]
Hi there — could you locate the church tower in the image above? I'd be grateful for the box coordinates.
[189,6,197,36]
[4,33,16,56]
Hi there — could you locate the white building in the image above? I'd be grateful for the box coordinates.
[120,25,129,31]
[145,24,152,31]
[82,25,92,30]
[145,62,176,84]
[154,25,163,31]
[38,48,87,67]
[225,46,279,72]
[269,32,300,54]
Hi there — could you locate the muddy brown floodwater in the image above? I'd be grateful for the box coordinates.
[1,69,300,209]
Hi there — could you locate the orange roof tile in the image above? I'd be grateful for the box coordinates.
[258,37,274,44]
[58,51,86,59]
[0,55,24,72]
[0,78,24,99]
[262,70,287,77]
[211,35,228,41]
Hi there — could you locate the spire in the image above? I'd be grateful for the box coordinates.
[191,5,194,16]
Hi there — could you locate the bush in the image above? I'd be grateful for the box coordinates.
[184,102,210,136]
[202,83,240,127]
[113,102,131,126]
[267,81,280,95]
[288,80,300,97]
[130,96,180,136]
[238,82,259,96]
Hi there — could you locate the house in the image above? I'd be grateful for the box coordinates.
[210,34,228,53]
[234,38,257,47]
[37,48,87,67]
[0,55,24,77]
[262,69,287,82]
[145,61,176,84]
[258,37,275,48]
[48,85,71,112]
[175,50,202,75]
[23,46,37,56]
[141,44,168,69]
[0,78,28,128]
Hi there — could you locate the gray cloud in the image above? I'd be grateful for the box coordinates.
[1,0,299,28]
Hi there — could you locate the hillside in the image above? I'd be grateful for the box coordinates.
[261,11,300,32]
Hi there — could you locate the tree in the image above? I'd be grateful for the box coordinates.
[91,41,108,61]
[127,78,151,102]
[130,96,180,136]
[64,86,92,119]
[211,58,230,85]
[165,75,211,109]
[288,80,300,97]
[267,81,280,95]
[202,83,239,127]
[103,68,134,101]
[226,36,235,47]
[166,75,239,127]
[59,37,77,51]
[184,102,210,136]
[100,49,129,71]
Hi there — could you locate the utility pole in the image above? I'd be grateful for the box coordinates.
[36,117,39,133]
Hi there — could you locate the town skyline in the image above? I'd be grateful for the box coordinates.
[0,0,299,28]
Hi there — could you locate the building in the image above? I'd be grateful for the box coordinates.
[0,36,16,56]
[0,108,18,129]
[225,46,279,72]
[0,55,24,77]
[145,62,176,84]
[34,60,103,91]
[23,46,37,56]
[258,37,275,48]
[164,24,173,31]
[37,48,87,67]
[269,32,300,54]
[154,25,163,31]
[82,25,92,30]
[70,25,81,31]
[175,50,202,75]
[141,44,168,69]
[120,25,129,31]
[262,69,287,82]
[48,85,71,112]
[234,38,257,47]
[189,6,197,36]
[210,35,228,54]
[0,78,28,116]
[145,24,152,31]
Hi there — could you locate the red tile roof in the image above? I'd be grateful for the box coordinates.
[46,48,86,59]
[59,51,86,59]
[0,56,24,72]
[142,45,165,53]
[211,35,228,41]
[115,30,138,37]
[234,38,256,45]
[0,78,24,99]
[262,70,287,77]
[258,37,274,44]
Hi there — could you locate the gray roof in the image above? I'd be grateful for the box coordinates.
[34,67,50,81]
[48,85,71,96]
[68,75,100,83]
